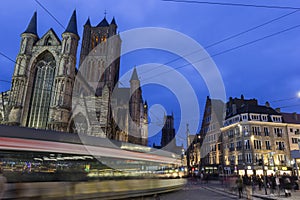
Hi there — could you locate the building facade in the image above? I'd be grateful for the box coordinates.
[3,11,148,146]
[221,96,292,176]
[282,112,300,176]
[190,96,224,174]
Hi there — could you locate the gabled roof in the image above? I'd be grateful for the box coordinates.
[35,28,61,46]
[97,17,109,27]
[24,12,38,35]
[64,10,78,35]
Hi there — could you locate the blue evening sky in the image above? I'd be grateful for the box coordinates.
[0,0,299,147]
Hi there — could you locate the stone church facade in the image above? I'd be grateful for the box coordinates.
[3,11,148,146]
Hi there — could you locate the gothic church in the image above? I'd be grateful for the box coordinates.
[4,11,148,146]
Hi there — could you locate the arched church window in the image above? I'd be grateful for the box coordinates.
[45,36,52,46]
[28,51,56,129]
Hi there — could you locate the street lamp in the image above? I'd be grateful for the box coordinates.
[262,155,268,195]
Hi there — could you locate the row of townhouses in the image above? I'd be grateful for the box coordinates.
[188,95,300,176]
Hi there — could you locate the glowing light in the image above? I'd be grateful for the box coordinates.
[297,91,300,98]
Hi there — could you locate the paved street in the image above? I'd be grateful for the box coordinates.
[131,178,300,200]
[157,183,235,200]
[131,180,236,200]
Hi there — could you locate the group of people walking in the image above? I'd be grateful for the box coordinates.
[235,173,296,199]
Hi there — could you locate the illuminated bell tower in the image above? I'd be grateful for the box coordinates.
[79,16,121,93]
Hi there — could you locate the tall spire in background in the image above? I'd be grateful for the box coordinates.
[24,12,37,35]
[130,67,139,81]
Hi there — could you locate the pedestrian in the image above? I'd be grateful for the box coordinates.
[200,172,204,184]
[257,175,262,191]
[275,175,280,196]
[270,173,276,195]
[283,175,292,197]
[236,176,243,199]
[243,175,252,200]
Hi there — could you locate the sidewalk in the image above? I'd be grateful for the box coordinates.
[252,187,300,200]
[195,180,300,200]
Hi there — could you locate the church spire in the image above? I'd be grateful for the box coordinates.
[84,17,91,26]
[130,67,139,81]
[110,17,117,25]
[64,10,78,35]
[24,12,37,35]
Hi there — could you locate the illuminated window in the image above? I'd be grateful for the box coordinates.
[101,36,107,42]
[28,51,56,129]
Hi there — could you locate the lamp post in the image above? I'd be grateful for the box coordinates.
[262,155,268,195]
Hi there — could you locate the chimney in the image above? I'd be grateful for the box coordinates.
[265,101,270,107]
[293,112,298,120]
[232,104,237,115]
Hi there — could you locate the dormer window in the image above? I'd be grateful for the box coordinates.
[271,115,282,122]
[250,114,260,121]
[261,115,268,121]
[241,114,248,121]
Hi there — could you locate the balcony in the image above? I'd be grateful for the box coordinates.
[229,147,235,152]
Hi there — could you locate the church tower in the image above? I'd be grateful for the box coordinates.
[79,16,121,93]
[161,113,176,147]
[6,11,79,131]
[129,68,142,144]
[48,10,79,131]
[77,16,121,138]
[7,12,38,126]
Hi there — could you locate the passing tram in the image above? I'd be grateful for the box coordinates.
[0,125,186,199]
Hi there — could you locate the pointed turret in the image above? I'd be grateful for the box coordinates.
[109,17,117,35]
[64,10,78,35]
[24,12,37,35]
[85,17,91,26]
[110,17,117,25]
[97,17,109,27]
[130,68,139,81]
